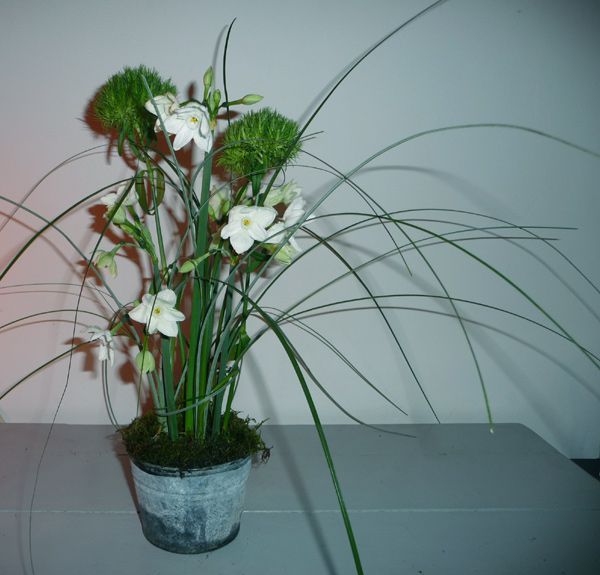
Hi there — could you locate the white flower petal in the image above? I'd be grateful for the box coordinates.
[144,93,178,116]
[146,314,160,334]
[173,128,193,150]
[98,345,109,362]
[220,222,236,240]
[157,289,177,306]
[283,197,306,227]
[161,307,185,322]
[88,326,112,342]
[254,206,277,227]
[156,318,179,337]
[107,346,115,366]
[129,303,149,324]
[229,231,254,254]
[265,222,285,244]
[199,113,210,134]
[101,193,118,207]
[163,115,185,134]
[247,221,268,242]
[101,185,137,210]
[141,293,155,306]
[227,206,245,224]
[88,327,114,365]
[288,235,302,252]
[192,130,212,152]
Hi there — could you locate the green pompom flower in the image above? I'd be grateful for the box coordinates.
[218,108,301,180]
[94,65,177,150]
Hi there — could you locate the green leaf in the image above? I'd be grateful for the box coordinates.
[135,168,166,214]
[155,169,165,207]
[135,171,148,212]
[253,307,364,575]
[245,250,269,274]
[228,325,250,362]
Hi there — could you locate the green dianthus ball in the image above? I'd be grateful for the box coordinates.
[219,108,301,178]
[94,65,177,146]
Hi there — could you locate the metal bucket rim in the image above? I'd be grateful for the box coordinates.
[131,455,251,478]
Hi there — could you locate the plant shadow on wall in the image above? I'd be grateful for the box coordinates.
[1,3,600,574]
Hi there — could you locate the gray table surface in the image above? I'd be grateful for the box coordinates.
[1,423,599,574]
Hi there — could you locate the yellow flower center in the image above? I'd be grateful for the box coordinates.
[153,307,162,316]
[190,116,199,124]
[242,217,252,227]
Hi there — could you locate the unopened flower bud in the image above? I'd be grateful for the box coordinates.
[211,89,221,110]
[241,94,263,105]
[94,250,118,278]
[179,260,195,274]
[273,243,295,265]
[203,66,214,91]
[135,350,156,374]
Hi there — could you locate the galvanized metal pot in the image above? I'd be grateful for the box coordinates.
[131,456,252,554]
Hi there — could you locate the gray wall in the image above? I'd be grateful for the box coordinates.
[1,0,599,457]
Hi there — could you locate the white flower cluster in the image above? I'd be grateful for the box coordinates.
[145,94,212,152]
[220,181,308,263]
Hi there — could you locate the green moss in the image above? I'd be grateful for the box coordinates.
[218,108,301,178]
[121,412,268,470]
[94,65,177,145]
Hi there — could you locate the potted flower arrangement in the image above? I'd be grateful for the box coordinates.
[1,3,599,573]
[87,58,315,552]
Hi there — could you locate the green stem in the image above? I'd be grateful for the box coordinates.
[197,300,215,440]
[185,277,202,435]
[145,162,168,275]
[216,268,235,433]
[185,150,214,437]
[161,337,178,440]
[221,367,240,433]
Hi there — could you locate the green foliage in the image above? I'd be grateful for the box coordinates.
[121,412,268,470]
[219,108,301,179]
[94,65,177,147]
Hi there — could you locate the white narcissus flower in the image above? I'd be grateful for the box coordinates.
[282,196,306,228]
[163,102,213,152]
[144,93,179,132]
[263,181,302,207]
[220,205,277,255]
[101,184,137,224]
[88,327,115,366]
[265,195,307,253]
[129,288,185,337]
